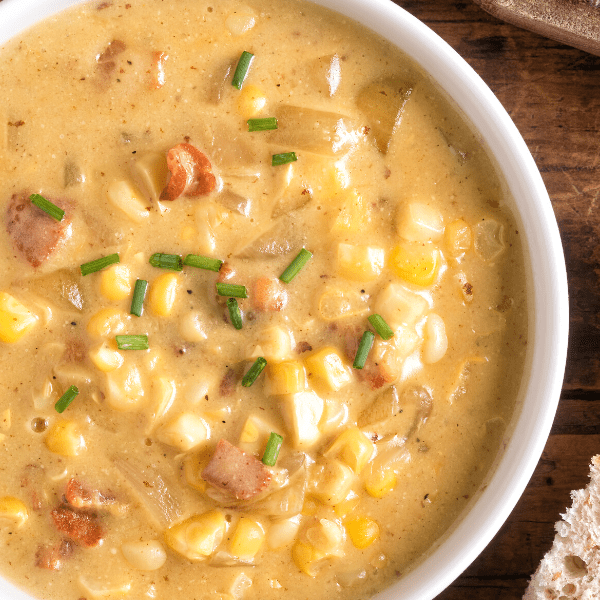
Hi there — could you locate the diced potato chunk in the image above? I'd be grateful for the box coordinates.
[165,510,226,561]
[305,347,352,392]
[225,7,257,36]
[389,244,440,287]
[237,84,266,119]
[133,152,169,202]
[230,517,265,560]
[264,361,306,396]
[397,203,444,242]
[0,496,29,527]
[107,179,150,223]
[99,264,132,302]
[331,190,368,233]
[444,218,472,256]
[281,390,324,449]
[157,413,209,451]
[106,365,145,411]
[337,243,384,282]
[121,540,167,571]
[373,283,428,330]
[371,326,421,382]
[0,292,38,343]
[89,341,124,372]
[45,420,86,457]
[309,458,355,505]
[148,272,180,317]
[249,325,294,362]
[326,427,375,474]
[87,308,130,338]
[346,516,380,549]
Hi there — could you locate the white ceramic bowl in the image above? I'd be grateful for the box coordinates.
[0,0,569,599]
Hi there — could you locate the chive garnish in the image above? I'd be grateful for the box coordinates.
[272,152,297,166]
[368,314,395,340]
[353,331,375,369]
[55,385,79,414]
[262,431,283,466]
[216,282,248,298]
[279,248,312,283]
[242,357,267,387]
[232,50,254,90]
[248,117,278,132]
[130,279,148,317]
[183,254,223,272]
[116,334,149,350]
[30,193,64,221]
[149,253,183,271]
[80,253,120,276]
[227,298,243,330]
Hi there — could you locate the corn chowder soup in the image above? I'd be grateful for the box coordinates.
[0,0,527,598]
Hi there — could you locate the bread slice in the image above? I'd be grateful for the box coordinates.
[524,455,600,600]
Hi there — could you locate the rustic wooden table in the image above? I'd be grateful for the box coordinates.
[386,0,600,598]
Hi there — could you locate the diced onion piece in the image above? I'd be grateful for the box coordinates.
[309,458,355,505]
[444,219,472,256]
[229,572,253,600]
[0,496,29,527]
[373,283,428,330]
[305,347,352,392]
[267,515,301,550]
[325,427,375,474]
[389,244,440,287]
[473,219,505,261]
[281,391,324,450]
[0,292,38,343]
[337,243,384,282]
[226,7,257,35]
[165,510,226,561]
[157,413,210,451]
[145,376,176,432]
[45,420,86,457]
[78,575,131,598]
[133,152,169,203]
[121,540,167,571]
[249,325,294,362]
[319,399,349,435]
[264,361,306,396]
[318,287,368,321]
[107,179,150,223]
[106,365,145,411]
[422,313,448,364]
[397,202,444,242]
[179,310,208,342]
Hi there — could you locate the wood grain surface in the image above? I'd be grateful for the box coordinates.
[387,0,600,598]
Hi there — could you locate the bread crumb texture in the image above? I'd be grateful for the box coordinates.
[524,455,600,600]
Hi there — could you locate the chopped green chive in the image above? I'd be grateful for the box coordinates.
[262,431,283,466]
[149,253,183,271]
[353,331,375,369]
[55,385,79,414]
[272,152,297,166]
[80,253,120,276]
[116,334,149,350]
[248,117,278,132]
[30,193,64,221]
[232,50,254,90]
[279,248,312,283]
[130,279,148,317]
[216,282,248,298]
[227,298,243,330]
[242,357,267,388]
[183,254,223,272]
[368,314,395,340]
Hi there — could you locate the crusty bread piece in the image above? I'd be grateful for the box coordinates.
[524,455,600,600]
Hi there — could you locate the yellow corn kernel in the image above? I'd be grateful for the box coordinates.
[183,453,207,492]
[364,467,397,498]
[326,427,375,474]
[264,361,306,396]
[0,292,38,343]
[309,458,355,505]
[148,272,180,317]
[331,190,367,233]
[45,420,86,457]
[99,264,132,302]
[89,341,124,372]
[337,243,384,282]
[106,364,145,412]
[239,418,260,444]
[310,159,348,200]
[334,492,360,517]
[238,415,278,456]
[389,244,440,286]
[157,413,209,451]
[305,347,351,392]
[87,308,129,338]
[346,516,380,549]
[165,510,226,561]
[291,540,325,577]
[305,519,344,556]
[250,325,294,362]
[237,84,267,119]
[230,517,265,560]
[444,218,472,256]
[180,225,196,241]
[0,496,28,527]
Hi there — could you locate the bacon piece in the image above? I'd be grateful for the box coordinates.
[151,51,169,89]
[217,262,236,283]
[65,478,127,517]
[51,506,104,548]
[6,193,71,267]
[35,539,74,570]
[252,276,288,312]
[95,39,126,87]
[160,143,216,201]
[201,439,271,501]
[219,367,239,397]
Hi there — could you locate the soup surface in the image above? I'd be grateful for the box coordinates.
[0,1,528,599]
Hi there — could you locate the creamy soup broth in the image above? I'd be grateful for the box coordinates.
[0,0,527,599]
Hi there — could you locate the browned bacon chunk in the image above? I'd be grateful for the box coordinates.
[160,143,216,201]
[50,506,104,548]
[65,478,126,517]
[35,539,74,570]
[252,276,288,312]
[201,439,271,501]
[6,193,71,267]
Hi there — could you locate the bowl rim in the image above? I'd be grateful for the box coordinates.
[0,1,569,599]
